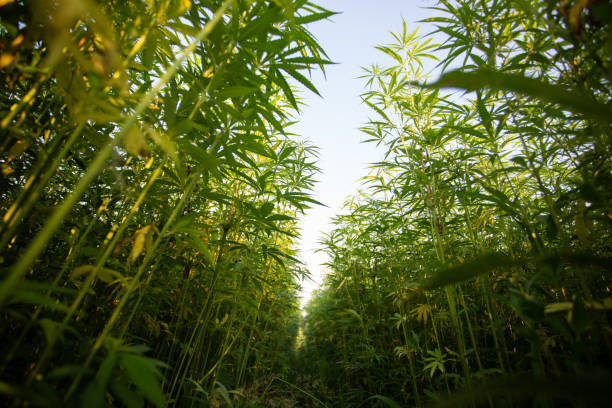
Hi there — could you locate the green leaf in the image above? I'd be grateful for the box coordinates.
[241,137,274,158]
[47,365,91,380]
[422,69,612,123]
[280,66,320,96]
[184,231,215,266]
[375,45,403,65]
[98,350,118,385]
[39,318,61,345]
[259,202,275,217]
[143,30,158,67]
[266,214,294,222]
[110,377,145,408]
[294,11,337,25]
[345,308,363,323]
[214,381,233,407]
[181,143,221,175]
[11,287,70,313]
[119,353,166,408]
[283,56,334,66]
[170,21,200,37]
[272,69,299,110]
[217,86,259,99]
[421,252,520,290]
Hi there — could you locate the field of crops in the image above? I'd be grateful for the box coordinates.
[1,0,611,407]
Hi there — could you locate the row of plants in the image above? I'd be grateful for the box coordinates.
[300,0,612,406]
[0,0,332,406]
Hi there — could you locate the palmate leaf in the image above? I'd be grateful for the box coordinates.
[240,136,275,158]
[272,68,300,110]
[283,191,325,209]
[420,69,612,123]
[278,65,321,96]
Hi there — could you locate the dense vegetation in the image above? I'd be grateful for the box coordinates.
[301,0,612,406]
[1,0,611,407]
[0,0,331,406]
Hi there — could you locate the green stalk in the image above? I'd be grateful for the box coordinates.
[167,220,231,399]
[236,306,260,386]
[159,272,193,386]
[199,312,249,382]
[399,303,422,406]
[0,79,45,129]
[0,194,98,372]
[64,171,200,400]
[424,294,451,393]
[443,286,471,379]
[0,123,83,252]
[456,286,484,373]
[460,191,509,373]
[28,165,163,381]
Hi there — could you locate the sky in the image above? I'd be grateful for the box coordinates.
[292,0,439,309]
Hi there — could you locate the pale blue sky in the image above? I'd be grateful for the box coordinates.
[292,0,439,308]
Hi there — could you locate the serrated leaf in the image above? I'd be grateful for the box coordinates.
[280,66,320,96]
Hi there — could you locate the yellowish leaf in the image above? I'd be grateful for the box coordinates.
[544,302,573,314]
[7,140,29,163]
[130,225,152,263]
[0,53,15,68]
[176,0,191,15]
[1,164,14,176]
[70,265,124,285]
[144,156,154,169]
[411,304,432,323]
[203,65,214,78]
[219,313,228,325]
[147,127,178,162]
[124,126,147,157]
